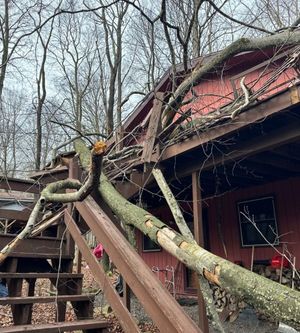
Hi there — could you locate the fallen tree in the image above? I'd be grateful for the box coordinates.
[74,138,300,330]
[1,26,300,331]
[0,141,106,264]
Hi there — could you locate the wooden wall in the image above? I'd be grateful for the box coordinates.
[180,57,297,120]
[137,177,300,296]
[207,177,300,270]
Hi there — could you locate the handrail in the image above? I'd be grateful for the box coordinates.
[73,197,202,333]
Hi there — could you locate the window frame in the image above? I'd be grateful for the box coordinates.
[237,195,279,247]
[142,234,162,252]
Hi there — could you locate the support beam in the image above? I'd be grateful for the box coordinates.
[0,234,67,258]
[0,208,31,221]
[176,122,300,180]
[248,152,300,173]
[0,177,41,194]
[273,144,300,162]
[141,92,164,163]
[192,172,209,333]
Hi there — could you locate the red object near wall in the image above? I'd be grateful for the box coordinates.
[93,243,104,259]
[271,255,289,269]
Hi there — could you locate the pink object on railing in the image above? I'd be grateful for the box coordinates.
[93,243,104,259]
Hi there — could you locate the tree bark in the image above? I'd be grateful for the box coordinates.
[153,167,224,333]
[0,0,9,101]
[74,139,300,330]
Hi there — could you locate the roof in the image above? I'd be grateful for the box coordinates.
[113,47,295,143]
[0,190,34,217]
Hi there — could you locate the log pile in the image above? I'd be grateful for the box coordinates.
[253,265,300,291]
[210,284,246,322]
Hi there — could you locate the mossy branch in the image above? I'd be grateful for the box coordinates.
[0,141,106,265]
[152,167,225,333]
[162,30,300,127]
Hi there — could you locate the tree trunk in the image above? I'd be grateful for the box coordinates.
[74,139,300,330]
[0,0,9,101]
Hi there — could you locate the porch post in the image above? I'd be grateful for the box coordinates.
[192,171,209,332]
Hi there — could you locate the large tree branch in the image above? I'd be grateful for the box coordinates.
[162,30,300,127]
[74,139,300,330]
[0,141,106,265]
[152,168,194,240]
[152,167,225,333]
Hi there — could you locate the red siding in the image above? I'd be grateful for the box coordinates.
[137,177,300,296]
[208,177,300,269]
[179,65,297,120]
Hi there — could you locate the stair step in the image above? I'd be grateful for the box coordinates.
[0,294,96,305]
[0,272,83,279]
[0,318,108,333]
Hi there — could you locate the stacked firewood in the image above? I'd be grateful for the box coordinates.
[210,284,246,322]
[253,265,300,291]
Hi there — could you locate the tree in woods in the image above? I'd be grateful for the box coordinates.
[31,2,56,171]
[53,3,99,133]
[0,89,25,177]
[91,0,130,135]
[1,0,300,331]
[0,0,36,100]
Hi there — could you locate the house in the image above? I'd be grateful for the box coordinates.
[0,45,299,332]
[112,45,300,298]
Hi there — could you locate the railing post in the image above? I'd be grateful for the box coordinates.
[192,171,209,333]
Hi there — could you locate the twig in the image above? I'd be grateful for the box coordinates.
[231,77,250,119]
[50,120,107,140]
[241,212,300,280]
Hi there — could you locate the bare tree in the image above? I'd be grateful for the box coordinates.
[0,0,36,100]
[0,89,26,177]
[31,2,56,170]
[92,1,129,135]
[53,2,99,131]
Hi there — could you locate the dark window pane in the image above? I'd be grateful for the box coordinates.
[143,235,161,252]
[238,196,278,247]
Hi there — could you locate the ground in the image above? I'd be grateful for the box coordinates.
[0,263,283,332]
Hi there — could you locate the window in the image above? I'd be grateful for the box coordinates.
[142,234,161,252]
[185,267,197,290]
[237,196,279,247]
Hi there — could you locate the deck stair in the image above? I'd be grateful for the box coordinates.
[0,319,108,333]
[0,160,201,333]
[0,257,107,333]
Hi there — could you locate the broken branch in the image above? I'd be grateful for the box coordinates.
[0,141,106,265]
[152,167,225,333]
